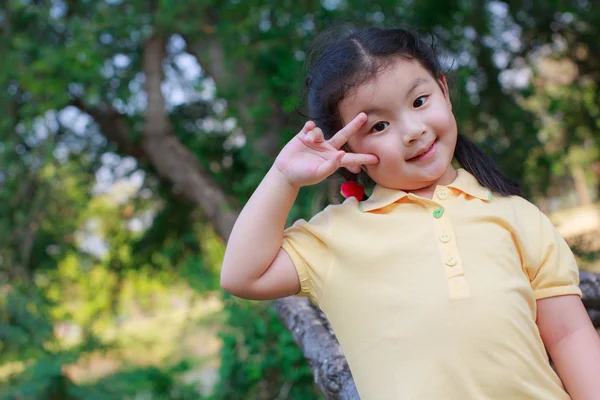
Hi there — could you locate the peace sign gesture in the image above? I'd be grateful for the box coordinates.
[274,113,379,188]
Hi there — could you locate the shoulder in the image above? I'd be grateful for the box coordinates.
[288,196,362,231]
[505,196,555,227]
[502,196,565,250]
[318,196,363,219]
[505,195,542,215]
[488,194,544,220]
[477,195,555,242]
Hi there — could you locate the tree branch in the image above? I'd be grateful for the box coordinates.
[69,98,146,160]
[138,33,238,241]
[140,33,359,397]
[275,297,359,398]
[581,271,600,311]
[142,35,170,139]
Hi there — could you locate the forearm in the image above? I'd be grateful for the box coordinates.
[221,165,299,288]
[549,325,600,399]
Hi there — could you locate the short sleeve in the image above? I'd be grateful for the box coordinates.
[281,207,333,306]
[523,207,582,300]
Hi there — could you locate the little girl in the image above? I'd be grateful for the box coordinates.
[221,27,600,399]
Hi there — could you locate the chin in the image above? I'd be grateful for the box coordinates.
[419,162,448,180]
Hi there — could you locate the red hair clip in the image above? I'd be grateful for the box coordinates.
[340,181,365,201]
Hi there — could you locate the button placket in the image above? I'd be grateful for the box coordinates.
[446,267,463,279]
[431,200,471,298]
[432,188,448,218]
[449,276,467,291]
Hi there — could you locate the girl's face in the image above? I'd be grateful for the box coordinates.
[339,59,458,192]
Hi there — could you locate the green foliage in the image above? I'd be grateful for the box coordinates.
[0,287,55,362]
[0,286,103,400]
[72,362,199,400]
[2,358,198,400]
[1,351,81,400]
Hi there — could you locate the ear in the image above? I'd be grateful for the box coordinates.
[439,75,452,110]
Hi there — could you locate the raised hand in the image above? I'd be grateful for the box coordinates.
[274,113,379,188]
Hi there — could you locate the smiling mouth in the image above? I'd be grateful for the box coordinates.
[406,140,436,162]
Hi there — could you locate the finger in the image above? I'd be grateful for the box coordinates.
[304,127,324,143]
[328,113,367,149]
[312,127,325,143]
[345,165,361,174]
[316,151,344,177]
[305,130,314,142]
[339,152,379,167]
[298,121,316,137]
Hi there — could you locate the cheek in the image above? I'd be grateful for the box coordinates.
[430,113,449,129]
[428,115,455,144]
[348,136,375,155]
[346,136,364,153]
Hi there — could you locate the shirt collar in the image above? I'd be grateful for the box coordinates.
[359,169,492,212]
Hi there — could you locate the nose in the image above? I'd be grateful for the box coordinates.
[401,119,425,146]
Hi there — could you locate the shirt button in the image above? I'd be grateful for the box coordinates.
[433,208,444,219]
[445,256,457,266]
[439,234,451,243]
[437,191,449,200]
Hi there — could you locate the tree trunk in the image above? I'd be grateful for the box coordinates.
[275,297,359,398]
[139,33,358,397]
[76,33,600,400]
[581,271,600,311]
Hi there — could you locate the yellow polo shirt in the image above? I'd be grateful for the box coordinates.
[282,169,581,400]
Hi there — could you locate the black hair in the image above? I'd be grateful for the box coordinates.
[303,26,521,197]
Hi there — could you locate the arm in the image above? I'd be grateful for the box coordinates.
[220,115,377,300]
[536,295,600,400]
[220,165,302,300]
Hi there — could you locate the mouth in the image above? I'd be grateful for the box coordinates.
[406,140,437,162]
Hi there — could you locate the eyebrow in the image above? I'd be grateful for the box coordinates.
[361,77,429,116]
[405,77,429,100]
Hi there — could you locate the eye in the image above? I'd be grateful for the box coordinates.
[413,96,428,108]
[370,121,389,133]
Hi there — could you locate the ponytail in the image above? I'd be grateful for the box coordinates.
[454,134,521,197]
